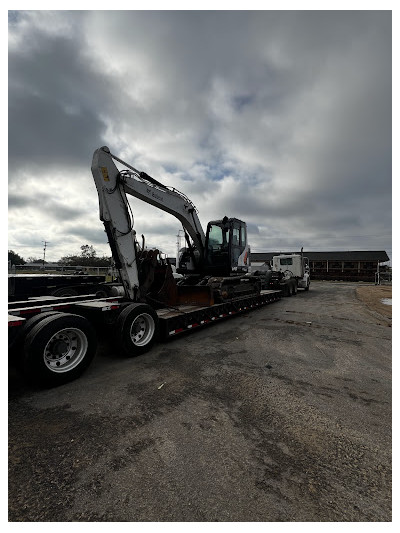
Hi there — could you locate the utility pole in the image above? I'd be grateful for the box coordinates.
[42,240,49,270]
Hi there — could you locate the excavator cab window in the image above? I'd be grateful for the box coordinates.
[231,220,247,270]
[208,224,229,250]
[241,225,246,246]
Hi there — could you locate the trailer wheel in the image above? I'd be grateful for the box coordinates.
[116,303,159,356]
[95,289,108,298]
[22,313,97,386]
[51,287,79,297]
[12,311,62,368]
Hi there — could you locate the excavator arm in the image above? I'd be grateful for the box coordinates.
[91,146,206,300]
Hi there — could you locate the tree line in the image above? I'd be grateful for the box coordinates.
[8,245,112,267]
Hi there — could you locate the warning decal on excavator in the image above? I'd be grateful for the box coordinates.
[101,167,110,181]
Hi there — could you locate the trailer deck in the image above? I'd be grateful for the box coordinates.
[8,273,107,301]
[8,289,282,386]
[9,289,281,339]
[156,289,281,338]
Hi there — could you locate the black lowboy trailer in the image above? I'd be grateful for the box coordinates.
[8,147,299,387]
[8,289,281,387]
[8,274,107,302]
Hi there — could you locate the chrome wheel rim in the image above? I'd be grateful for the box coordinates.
[43,328,88,373]
[129,314,155,346]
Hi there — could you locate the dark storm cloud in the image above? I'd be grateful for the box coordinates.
[8,10,392,262]
[8,18,108,175]
[8,91,105,174]
[9,191,86,219]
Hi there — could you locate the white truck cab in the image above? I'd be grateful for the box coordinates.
[272,253,310,290]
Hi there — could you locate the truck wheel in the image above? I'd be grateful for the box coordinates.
[283,270,294,280]
[51,287,79,297]
[116,303,159,356]
[285,283,292,297]
[22,313,97,386]
[12,311,62,368]
[95,289,108,298]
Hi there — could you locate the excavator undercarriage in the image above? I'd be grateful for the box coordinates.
[136,251,261,308]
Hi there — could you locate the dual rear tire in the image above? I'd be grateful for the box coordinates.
[20,313,97,387]
[15,303,160,386]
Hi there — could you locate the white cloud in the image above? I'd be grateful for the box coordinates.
[8,10,392,263]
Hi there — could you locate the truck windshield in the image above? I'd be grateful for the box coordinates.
[280,258,293,265]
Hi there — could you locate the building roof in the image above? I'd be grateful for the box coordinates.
[251,251,390,262]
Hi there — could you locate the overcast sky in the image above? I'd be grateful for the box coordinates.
[8,9,392,263]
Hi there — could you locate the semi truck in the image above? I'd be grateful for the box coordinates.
[8,147,305,387]
[253,252,311,296]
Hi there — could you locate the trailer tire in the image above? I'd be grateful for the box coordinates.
[22,313,97,386]
[116,303,159,357]
[95,289,108,298]
[12,311,63,369]
[51,287,79,297]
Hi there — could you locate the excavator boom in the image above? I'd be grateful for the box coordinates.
[91,146,206,300]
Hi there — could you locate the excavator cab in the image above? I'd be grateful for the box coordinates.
[204,217,250,276]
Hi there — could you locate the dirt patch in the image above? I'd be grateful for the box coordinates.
[356,285,392,319]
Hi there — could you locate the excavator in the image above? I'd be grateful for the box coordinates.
[91,146,261,307]
[7,147,280,386]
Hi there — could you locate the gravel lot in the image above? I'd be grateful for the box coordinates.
[9,281,392,522]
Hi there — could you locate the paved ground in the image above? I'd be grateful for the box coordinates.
[8,282,392,522]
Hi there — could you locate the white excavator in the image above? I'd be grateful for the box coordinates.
[91,146,261,306]
[6,147,288,387]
